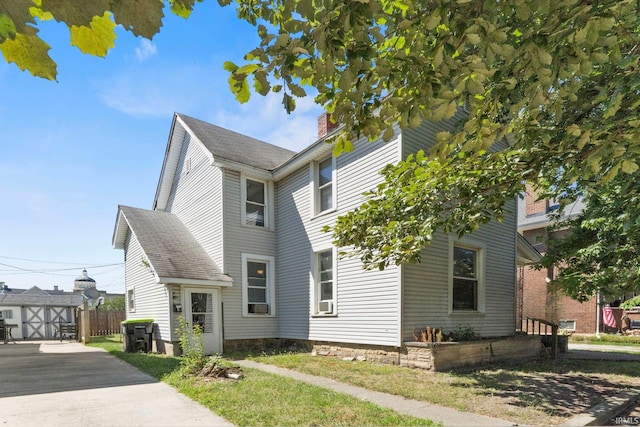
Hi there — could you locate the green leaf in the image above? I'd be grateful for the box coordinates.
[433,45,443,68]
[297,0,314,18]
[282,92,295,113]
[0,14,17,39]
[538,48,552,66]
[621,160,638,174]
[466,33,481,45]
[253,70,270,95]
[109,0,165,39]
[39,0,111,27]
[223,61,239,72]
[566,124,581,137]
[333,135,354,155]
[169,0,201,18]
[227,73,251,103]
[0,31,56,79]
[237,63,259,75]
[69,12,116,57]
[603,94,622,119]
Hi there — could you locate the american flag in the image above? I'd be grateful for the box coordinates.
[603,304,617,329]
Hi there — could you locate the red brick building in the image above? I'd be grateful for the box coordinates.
[517,185,598,333]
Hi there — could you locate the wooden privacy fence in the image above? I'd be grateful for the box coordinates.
[90,309,126,336]
[77,308,126,339]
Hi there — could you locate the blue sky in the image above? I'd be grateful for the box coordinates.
[0,2,323,292]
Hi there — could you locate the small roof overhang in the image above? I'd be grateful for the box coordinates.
[517,233,542,266]
[112,206,232,287]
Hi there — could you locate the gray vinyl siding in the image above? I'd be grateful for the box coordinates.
[165,133,224,269]
[401,109,467,159]
[401,117,518,339]
[401,207,517,339]
[276,134,403,347]
[124,230,171,340]
[222,169,278,339]
[275,170,311,338]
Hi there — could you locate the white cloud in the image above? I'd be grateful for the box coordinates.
[97,64,219,118]
[97,60,326,151]
[212,93,324,152]
[135,39,158,61]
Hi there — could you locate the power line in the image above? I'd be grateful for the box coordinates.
[0,262,123,279]
[0,255,94,265]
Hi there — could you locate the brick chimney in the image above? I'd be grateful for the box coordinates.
[525,183,548,216]
[317,112,338,139]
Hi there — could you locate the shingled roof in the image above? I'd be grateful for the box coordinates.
[115,206,232,284]
[178,113,296,171]
[0,286,83,306]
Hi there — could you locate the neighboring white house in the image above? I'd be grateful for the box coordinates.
[113,112,534,356]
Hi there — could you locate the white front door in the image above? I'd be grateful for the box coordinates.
[184,288,222,355]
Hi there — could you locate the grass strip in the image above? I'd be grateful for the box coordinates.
[87,336,438,427]
[247,352,640,426]
[570,334,640,346]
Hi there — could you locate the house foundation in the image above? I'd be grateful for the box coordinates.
[223,335,544,371]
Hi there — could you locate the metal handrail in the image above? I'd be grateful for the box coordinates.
[525,317,559,359]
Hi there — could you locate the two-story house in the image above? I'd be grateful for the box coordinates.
[113,112,534,356]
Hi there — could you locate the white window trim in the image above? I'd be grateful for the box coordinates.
[310,156,337,218]
[559,319,577,331]
[241,253,276,317]
[240,174,273,230]
[128,288,136,313]
[448,236,485,314]
[310,243,337,317]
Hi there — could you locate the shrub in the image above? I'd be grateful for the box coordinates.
[621,295,640,309]
[449,324,477,342]
[175,316,207,375]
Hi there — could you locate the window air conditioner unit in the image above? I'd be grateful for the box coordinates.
[318,301,333,314]
[248,303,270,314]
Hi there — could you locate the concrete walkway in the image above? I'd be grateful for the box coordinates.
[234,359,515,427]
[564,342,640,361]
[0,341,233,427]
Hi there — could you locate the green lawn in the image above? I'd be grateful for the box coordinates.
[570,333,640,346]
[246,352,640,426]
[88,335,640,426]
[87,336,438,427]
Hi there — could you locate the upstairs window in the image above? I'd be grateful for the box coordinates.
[313,156,335,215]
[241,175,272,228]
[245,179,266,227]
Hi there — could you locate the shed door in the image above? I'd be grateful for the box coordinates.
[48,307,72,339]
[184,288,222,354]
[21,306,73,339]
[22,306,46,339]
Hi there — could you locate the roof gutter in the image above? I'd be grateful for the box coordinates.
[157,277,233,287]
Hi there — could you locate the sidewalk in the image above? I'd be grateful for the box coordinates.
[234,359,515,427]
[564,342,640,361]
[0,341,233,427]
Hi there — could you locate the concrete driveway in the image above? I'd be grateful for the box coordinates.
[0,341,233,426]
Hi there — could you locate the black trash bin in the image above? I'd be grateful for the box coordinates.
[121,319,154,353]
